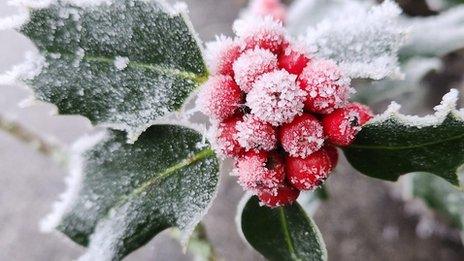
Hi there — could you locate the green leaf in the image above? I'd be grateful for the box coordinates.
[239,196,327,261]
[42,125,219,260]
[411,172,464,230]
[344,89,464,186]
[18,0,208,142]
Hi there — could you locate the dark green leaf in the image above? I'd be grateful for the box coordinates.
[19,0,208,141]
[239,196,327,261]
[344,90,464,186]
[47,125,219,260]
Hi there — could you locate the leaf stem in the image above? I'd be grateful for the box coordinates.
[0,114,66,162]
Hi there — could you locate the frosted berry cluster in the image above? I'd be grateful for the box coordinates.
[198,17,373,208]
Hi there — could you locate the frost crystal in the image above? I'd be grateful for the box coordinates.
[305,0,407,80]
[247,70,307,126]
[371,89,463,127]
[205,35,241,76]
[233,16,286,53]
[299,59,351,114]
[114,56,129,71]
[235,114,277,151]
[233,48,278,93]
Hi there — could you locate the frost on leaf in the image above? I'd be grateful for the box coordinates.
[304,0,407,80]
[6,0,208,142]
[43,125,219,261]
[401,5,464,57]
[344,89,464,186]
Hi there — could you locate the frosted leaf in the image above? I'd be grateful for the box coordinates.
[305,0,407,80]
[401,5,464,57]
[344,89,464,186]
[10,0,208,142]
[44,125,219,260]
[247,69,307,126]
[287,0,370,35]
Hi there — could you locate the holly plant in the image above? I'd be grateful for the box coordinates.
[1,0,463,260]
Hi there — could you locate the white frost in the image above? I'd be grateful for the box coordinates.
[0,51,46,86]
[305,0,407,80]
[370,89,463,127]
[40,131,107,233]
[114,56,129,71]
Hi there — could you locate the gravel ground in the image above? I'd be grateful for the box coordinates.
[1,1,463,260]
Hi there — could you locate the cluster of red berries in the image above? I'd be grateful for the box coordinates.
[198,17,373,208]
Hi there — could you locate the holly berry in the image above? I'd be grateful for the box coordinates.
[285,147,335,191]
[322,105,363,147]
[235,114,277,151]
[250,0,287,22]
[233,48,278,93]
[258,184,300,207]
[213,115,244,158]
[205,35,242,77]
[279,114,324,158]
[197,75,243,120]
[346,102,374,125]
[298,59,350,114]
[233,151,285,194]
[324,144,339,167]
[233,16,286,54]
[247,69,307,126]
[278,45,310,75]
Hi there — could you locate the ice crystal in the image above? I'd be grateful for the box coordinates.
[247,70,307,126]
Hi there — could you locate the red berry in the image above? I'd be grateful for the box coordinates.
[322,105,368,147]
[285,147,335,191]
[233,151,285,194]
[250,0,287,22]
[346,102,374,125]
[324,144,339,167]
[258,184,300,207]
[213,116,245,158]
[279,114,324,158]
[197,75,243,120]
[235,114,277,151]
[233,48,278,93]
[205,36,242,77]
[278,45,310,75]
[298,59,350,114]
[233,16,286,54]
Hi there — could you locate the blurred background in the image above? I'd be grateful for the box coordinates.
[1,0,464,260]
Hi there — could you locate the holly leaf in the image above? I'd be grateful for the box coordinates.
[9,0,207,142]
[344,89,464,186]
[304,0,406,80]
[238,196,327,261]
[40,125,219,261]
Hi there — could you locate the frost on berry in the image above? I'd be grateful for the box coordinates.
[247,70,307,126]
[285,147,335,191]
[278,42,310,75]
[299,59,351,114]
[211,116,244,158]
[322,104,368,147]
[205,35,242,76]
[233,16,286,53]
[258,184,300,208]
[249,0,287,23]
[232,48,278,93]
[346,102,374,125]
[279,114,324,158]
[236,114,277,151]
[197,75,243,120]
[233,151,285,195]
